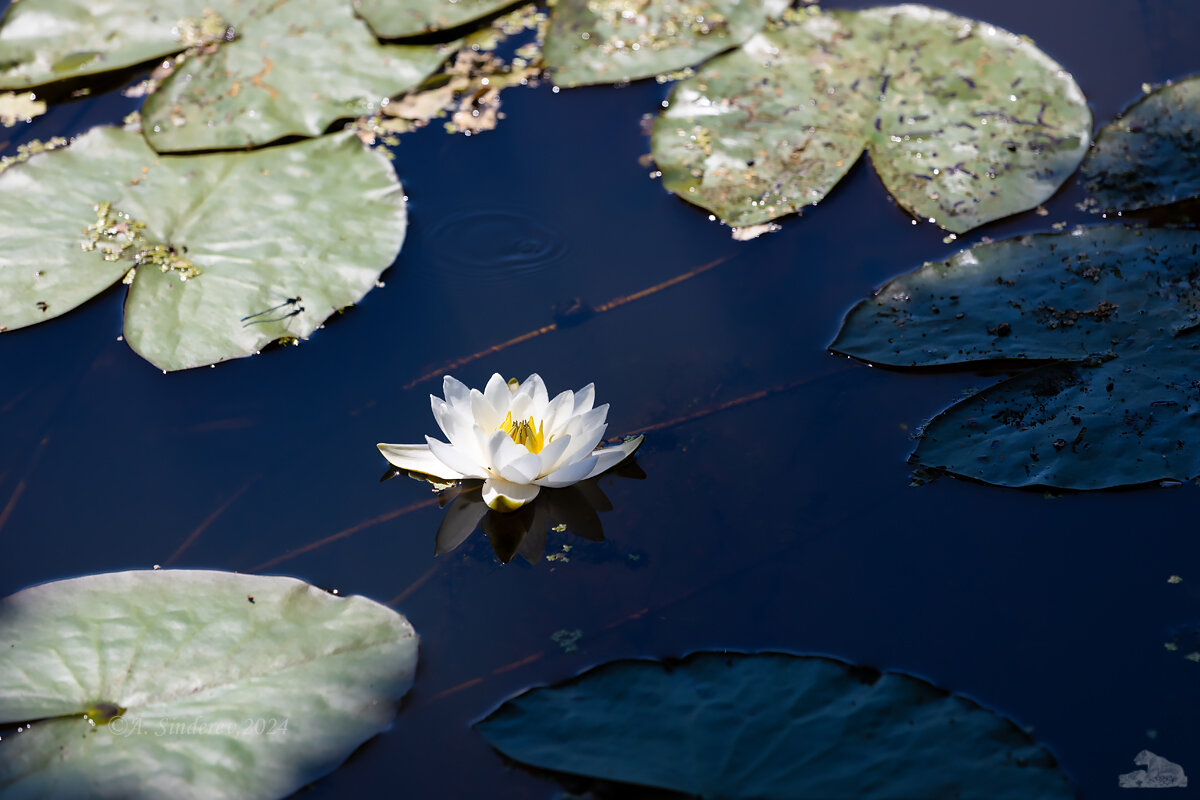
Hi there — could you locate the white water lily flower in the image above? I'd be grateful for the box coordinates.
[378,374,643,512]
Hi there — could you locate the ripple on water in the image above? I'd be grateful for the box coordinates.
[429,210,567,280]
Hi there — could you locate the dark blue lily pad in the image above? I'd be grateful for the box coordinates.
[476,652,1072,799]
[1083,77,1200,213]
[832,225,1200,489]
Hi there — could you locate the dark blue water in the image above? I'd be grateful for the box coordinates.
[3,1,1200,797]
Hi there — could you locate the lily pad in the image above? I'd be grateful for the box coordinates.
[0,0,251,90]
[651,5,1091,231]
[1082,77,1200,213]
[543,0,788,89]
[914,344,1200,489]
[476,651,1072,798]
[143,0,449,151]
[0,126,406,371]
[354,0,519,38]
[0,569,418,800]
[832,226,1200,488]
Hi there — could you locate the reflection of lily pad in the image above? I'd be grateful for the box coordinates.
[476,652,1072,798]
[832,226,1200,489]
[354,0,519,38]
[0,570,418,800]
[1082,78,1200,213]
[0,0,247,89]
[143,0,448,151]
[652,5,1091,231]
[544,0,787,88]
[0,126,406,371]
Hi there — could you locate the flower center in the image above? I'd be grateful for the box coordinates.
[501,411,545,453]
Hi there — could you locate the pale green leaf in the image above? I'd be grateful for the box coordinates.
[544,0,788,88]
[143,0,450,152]
[652,5,1091,232]
[0,0,257,90]
[354,0,519,38]
[0,127,406,371]
[0,569,418,800]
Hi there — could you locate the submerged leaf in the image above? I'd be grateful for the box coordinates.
[0,570,418,800]
[543,0,788,88]
[652,5,1090,232]
[476,652,1072,798]
[1083,77,1200,213]
[832,226,1200,489]
[0,127,406,371]
[142,0,449,151]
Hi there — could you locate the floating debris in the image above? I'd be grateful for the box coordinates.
[0,91,47,127]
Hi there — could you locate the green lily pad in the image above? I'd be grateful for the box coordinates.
[0,126,406,371]
[832,226,1200,489]
[0,569,418,800]
[143,0,449,152]
[0,0,250,90]
[1082,77,1200,213]
[476,652,1072,798]
[353,0,519,38]
[543,0,788,89]
[651,5,1091,232]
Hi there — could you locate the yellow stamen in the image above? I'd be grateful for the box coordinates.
[501,411,545,453]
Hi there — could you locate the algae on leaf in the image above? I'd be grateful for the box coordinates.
[544,0,788,88]
[832,226,1200,489]
[0,570,418,800]
[477,652,1073,798]
[652,5,1091,232]
[354,0,520,37]
[0,127,406,371]
[142,0,450,152]
[1083,77,1200,213]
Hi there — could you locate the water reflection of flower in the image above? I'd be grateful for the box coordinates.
[378,374,643,512]
[383,461,645,564]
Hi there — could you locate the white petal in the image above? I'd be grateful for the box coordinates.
[469,388,502,431]
[499,452,542,484]
[541,390,575,437]
[432,400,488,465]
[573,383,595,415]
[557,412,609,466]
[483,373,510,417]
[583,435,644,479]
[441,375,471,413]
[519,373,549,412]
[426,436,488,479]
[509,390,535,422]
[377,443,467,480]
[486,429,531,473]
[535,454,600,488]
[482,477,541,512]
[534,433,573,476]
